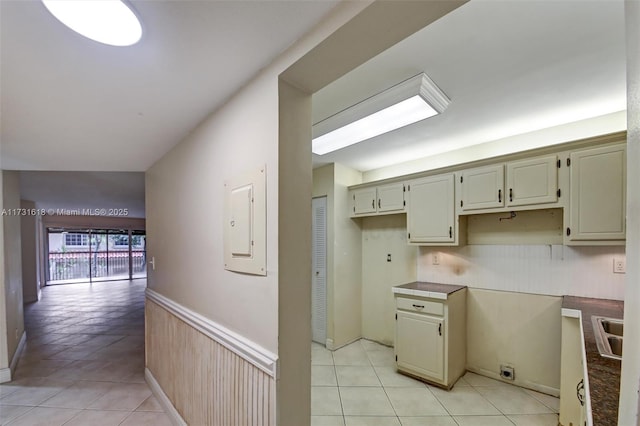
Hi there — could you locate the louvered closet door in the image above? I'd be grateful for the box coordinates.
[312,197,327,344]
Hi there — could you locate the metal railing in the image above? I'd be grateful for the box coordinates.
[48,250,146,282]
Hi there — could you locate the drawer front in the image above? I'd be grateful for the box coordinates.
[396,297,444,316]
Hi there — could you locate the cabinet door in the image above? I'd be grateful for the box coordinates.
[506,155,558,207]
[377,183,405,213]
[352,187,377,215]
[396,311,444,381]
[407,174,455,243]
[461,165,504,210]
[568,144,626,241]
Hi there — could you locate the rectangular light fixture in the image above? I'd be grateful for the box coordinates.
[312,73,450,155]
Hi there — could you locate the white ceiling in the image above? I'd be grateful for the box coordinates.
[20,171,145,218]
[312,0,627,172]
[0,0,338,171]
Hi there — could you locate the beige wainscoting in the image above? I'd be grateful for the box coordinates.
[145,291,276,426]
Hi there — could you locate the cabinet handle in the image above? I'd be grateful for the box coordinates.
[372,199,375,209]
[438,323,442,336]
[412,304,424,309]
[449,226,452,238]
[378,199,381,209]
[498,189,502,203]
[509,188,513,202]
[576,379,585,406]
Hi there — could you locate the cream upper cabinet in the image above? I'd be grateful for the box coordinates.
[567,144,626,242]
[350,183,405,217]
[460,165,504,211]
[407,174,455,244]
[352,187,377,215]
[506,155,558,207]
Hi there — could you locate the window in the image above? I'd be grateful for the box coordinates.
[65,233,89,246]
[112,235,129,246]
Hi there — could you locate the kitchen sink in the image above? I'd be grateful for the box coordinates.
[592,316,623,360]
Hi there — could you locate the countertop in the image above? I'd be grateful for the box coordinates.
[392,282,466,300]
[562,296,624,426]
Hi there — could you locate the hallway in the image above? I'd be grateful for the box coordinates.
[0,279,170,426]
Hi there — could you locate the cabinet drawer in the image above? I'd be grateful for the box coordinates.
[396,297,444,316]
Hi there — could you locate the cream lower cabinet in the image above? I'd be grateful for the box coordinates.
[394,290,466,389]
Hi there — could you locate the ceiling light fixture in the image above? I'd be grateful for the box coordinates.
[312,73,450,155]
[42,0,142,47]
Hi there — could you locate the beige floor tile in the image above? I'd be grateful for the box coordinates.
[508,413,559,426]
[3,407,79,426]
[136,395,165,412]
[398,416,458,426]
[119,411,173,426]
[311,415,346,426]
[333,344,371,366]
[336,366,381,387]
[453,415,515,426]
[385,387,448,416]
[374,366,427,387]
[0,405,32,425]
[0,378,73,406]
[360,340,391,352]
[312,344,335,366]
[345,416,401,426]
[475,387,553,415]
[39,381,113,409]
[522,389,560,413]
[313,366,338,386]
[312,386,343,416]
[339,387,395,416]
[462,372,512,388]
[431,386,501,416]
[87,383,152,410]
[63,409,130,426]
[366,348,396,366]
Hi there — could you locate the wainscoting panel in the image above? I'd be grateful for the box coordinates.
[145,293,276,425]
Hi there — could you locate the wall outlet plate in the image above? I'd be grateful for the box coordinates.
[433,253,440,265]
[613,258,626,274]
[500,365,515,380]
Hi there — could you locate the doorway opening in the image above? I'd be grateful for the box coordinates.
[46,228,146,285]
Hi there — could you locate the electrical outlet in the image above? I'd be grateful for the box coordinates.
[500,365,515,380]
[613,258,626,274]
[433,254,440,265]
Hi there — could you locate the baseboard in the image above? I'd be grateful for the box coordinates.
[145,368,187,426]
[146,289,277,377]
[466,366,560,397]
[9,331,27,374]
[0,368,11,383]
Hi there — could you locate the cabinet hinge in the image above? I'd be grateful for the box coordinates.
[408,233,411,239]
[395,355,398,362]
[557,188,561,198]
[460,176,463,184]
[567,158,571,167]
[407,184,410,191]
[460,200,463,208]
[395,313,397,320]
[557,159,561,168]
[353,206,355,213]
[353,194,355,200]
[403,200,406,207]
[403,185,406,192]
[566,227,571,236]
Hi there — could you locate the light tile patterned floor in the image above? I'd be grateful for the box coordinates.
[312,340,559,426]
[0,279,172,426]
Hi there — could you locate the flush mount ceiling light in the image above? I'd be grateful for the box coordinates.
[312,73,450,155]
[42,0,142,47]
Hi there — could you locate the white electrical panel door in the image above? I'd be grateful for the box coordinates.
[407,174,455,243]
[396,311,444,381]
[461,164,504,210]
[569,144,626,241]
[224,166,266,276]
[506,156,558,207]
[230,184,253,257]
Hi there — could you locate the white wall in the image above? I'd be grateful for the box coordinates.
[417,245,625,300]
[619,1,640,423]
[2,172,25,373]
[361,215,416,346]
[20,200,39,303]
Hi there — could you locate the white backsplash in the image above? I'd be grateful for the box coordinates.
[418,245,625,300]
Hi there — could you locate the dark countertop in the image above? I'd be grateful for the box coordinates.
[393,282,466,298]
[563,296,624,426]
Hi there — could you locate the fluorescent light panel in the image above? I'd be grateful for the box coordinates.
[42,0,142,47]
[312,73,450,155]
